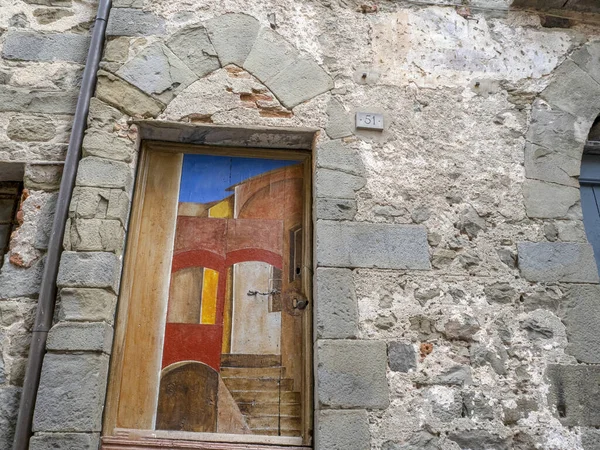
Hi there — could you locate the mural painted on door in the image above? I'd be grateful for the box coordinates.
[156,154,305,437]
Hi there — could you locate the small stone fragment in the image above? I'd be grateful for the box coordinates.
[388,341,416,372]
[484,282,517,304]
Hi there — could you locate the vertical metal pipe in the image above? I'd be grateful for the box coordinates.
[12,1,112,448]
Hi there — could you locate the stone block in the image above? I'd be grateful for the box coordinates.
[87,98,124,131]
[0,257,44,299]
[315,169,365,199]
[546,364,600,426]
[166,26,221,78]
[47,322,113,353]
[561,284,600,363]
[524,142,580,187]
[68,218,125,253]
[205,13,261,67]
[2,31,90,63]
[448,430,511,450]
[69,187,110,219]
[0,387,21,450]
[315,198,356,221]
[315,268,358,339]
[82,129,134,162]
[59,288,117,324]
[30,433,100,450]
[267,57,334,109]
[57,251,120,291]
[316,339,389,409]
[316,410,370,450]
[582,428,600,450]
[33,353,109,432]
[316,220,431,270]
[523,179,580,219]
[96,70,164,118]
[244,27,298,83]
[76,156,132,190]
[517,242,599,283]
[526,99,589,158]
[316,140,365,176]
[106,8,166,36]
[570,41,600,85]
[541,60,600,123]
[117,43,198,103]
[0,86,78,114]
[25,164,63,191]
[106,189,130,225]
[34,193,58,251]
[326,99,353,139]
[388,341,416,372]
[7,114,56,142]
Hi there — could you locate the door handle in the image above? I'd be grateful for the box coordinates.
[292,296,309,310]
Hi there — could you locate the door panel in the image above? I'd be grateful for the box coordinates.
[104,145,311,446]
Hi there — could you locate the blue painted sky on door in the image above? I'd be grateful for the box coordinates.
[179,154,298,204]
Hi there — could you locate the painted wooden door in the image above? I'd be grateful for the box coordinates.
[104,144,312,448]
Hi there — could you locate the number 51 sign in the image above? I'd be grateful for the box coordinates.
[356,112,384,130]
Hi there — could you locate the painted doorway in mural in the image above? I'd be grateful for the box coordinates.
[103,142,312,448]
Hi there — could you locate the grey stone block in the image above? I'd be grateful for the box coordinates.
[432,365,472,386]
[76,156,132,190]
[47,322,114,353]
[117,43,198,103]
[30,433,100,450]
[34,193,58,250]
[527,98,589,158]
[0,86,78,114]
[448,430,511,450]
[517,242,599,283]
[326,99,353,139]
[316,339,389,409]
[205,13,261,67]
[561,284,600,363]
[57,251,120,291]
[33,354,109,432]
[2,31,90,63]
[570,41,600,85]
[315,169,366,199]
[546,364,600,426]
[96,71,164,118]
[316,220,431,270]
[7,114,56,142]
[0,387,20,450]
[541,60,600,123]
[244,27,298,83]
[106,8,166,36]
[59,288,117,324]
[524,141,580,187]
[0,256,44,299]
[316,410,370,450]
[87,98,123,131]
[582,428,600,450]
[315,268,358,339]
[316,140,365,176]
[523,179,580,219]
[67,218,125,253]
[315,198,357,221]
[267,57,334,109]
[82,129,134,162]
[388,341,416,372]
[166,26,220,78]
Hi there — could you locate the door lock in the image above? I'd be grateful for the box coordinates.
[292,296,309,310]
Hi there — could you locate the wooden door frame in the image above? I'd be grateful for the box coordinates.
[103,141,314,448]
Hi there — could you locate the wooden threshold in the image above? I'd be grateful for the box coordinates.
[103,429,308,449]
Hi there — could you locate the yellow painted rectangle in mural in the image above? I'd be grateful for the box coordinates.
[200,268,218,324]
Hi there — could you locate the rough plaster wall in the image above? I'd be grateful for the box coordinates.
[2,0,600,448]
[0,0,96,447]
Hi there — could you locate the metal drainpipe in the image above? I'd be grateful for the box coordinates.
[13,1,112,448]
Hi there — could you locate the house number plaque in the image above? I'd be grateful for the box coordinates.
[356,112,384,130]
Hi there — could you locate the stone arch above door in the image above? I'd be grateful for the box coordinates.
[523,40,600,220]
[96,12,334,119]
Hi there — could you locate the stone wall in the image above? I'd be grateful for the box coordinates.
[2,0,600,449]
